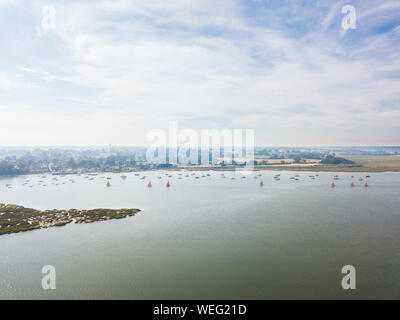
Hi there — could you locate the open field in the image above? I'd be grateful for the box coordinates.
[252,155,400,172]
[176,156,400,172]
[343,155,400,172]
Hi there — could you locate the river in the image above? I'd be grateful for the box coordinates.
[0,170,399,299]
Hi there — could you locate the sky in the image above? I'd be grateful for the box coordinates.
[0,0,400,146]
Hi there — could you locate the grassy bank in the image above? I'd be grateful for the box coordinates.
[177,156,400,172]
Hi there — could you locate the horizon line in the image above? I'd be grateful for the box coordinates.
[1,145,400,148]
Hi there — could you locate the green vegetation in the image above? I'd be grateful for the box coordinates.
[320,155,354,165]
[0,203,141,236]
[0,160,25,175]
[344,155,400,172]
[254,164,364,172]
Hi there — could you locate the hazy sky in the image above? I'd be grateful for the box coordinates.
[1,0,400,146]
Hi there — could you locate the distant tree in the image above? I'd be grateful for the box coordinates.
[0,160,24,175]
[293,156,302,164]
[105,155,116,166]
[67,158,77,168]
[321,155,354,164]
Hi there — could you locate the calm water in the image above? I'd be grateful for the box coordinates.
[0,171,399,299]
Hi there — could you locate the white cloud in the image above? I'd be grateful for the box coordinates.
[0,0,400,146]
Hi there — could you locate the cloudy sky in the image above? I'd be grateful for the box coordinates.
[1,0,400,146]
